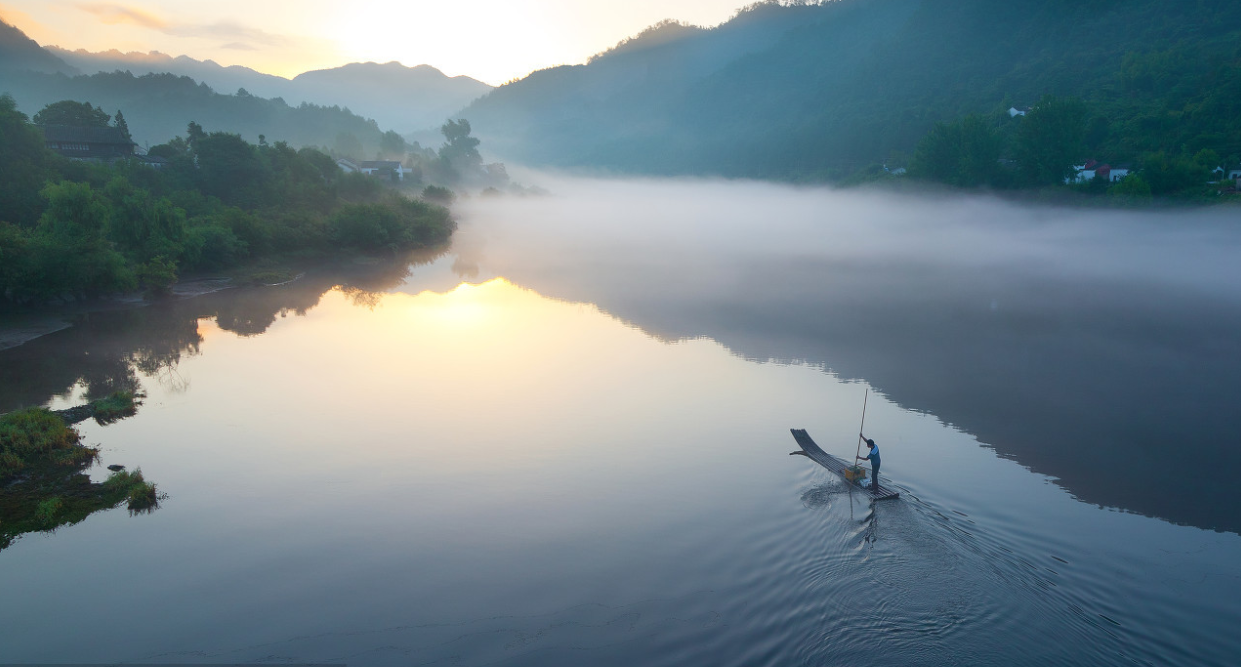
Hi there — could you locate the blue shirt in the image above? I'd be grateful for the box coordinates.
[862,445,880,463]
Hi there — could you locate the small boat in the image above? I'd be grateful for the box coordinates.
[789,428,900,501]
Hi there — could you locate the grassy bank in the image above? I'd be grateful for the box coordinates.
[0,392,160,550]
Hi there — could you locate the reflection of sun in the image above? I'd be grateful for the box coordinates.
[195,318,225,340]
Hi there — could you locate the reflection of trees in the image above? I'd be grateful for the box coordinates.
[0,308,202,413]
[0,249,447,413]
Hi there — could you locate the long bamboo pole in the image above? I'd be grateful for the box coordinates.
[854,388,869,463]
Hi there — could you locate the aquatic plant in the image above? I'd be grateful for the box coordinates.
[0,403,163,550]
[33,496,63,528]
[0,407,94,479]
[89,391,143,425]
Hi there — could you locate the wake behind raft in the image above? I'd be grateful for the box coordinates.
[789,429,900,501]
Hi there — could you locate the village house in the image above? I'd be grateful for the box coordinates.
[336,158,412,181]
[42,125,135,161]
[1069,159,1131,184]
[41,125,169,168]
[359,160,412,181]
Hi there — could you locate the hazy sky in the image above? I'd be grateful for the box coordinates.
[0,0,746,84]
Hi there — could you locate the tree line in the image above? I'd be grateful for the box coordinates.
[902,94,1234,200]
[0,95,457,307]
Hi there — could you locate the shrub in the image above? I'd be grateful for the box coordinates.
[0,408,84,478]
[34,497,63,528]
[421,185,455,204]
[136,256,178,296]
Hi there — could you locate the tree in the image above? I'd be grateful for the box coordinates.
[186,121,206,150]
[1013,95,1088,186]
[334,131,363,159]
[194,132,266,208]
[1140,151,1208,195]
[32,100,111,127]
[379,130,406,159]
[31,181,135,298]
[0,94,60,227]
[909,115,1002,187]
[439,119,481,172]
[113,110,131,140]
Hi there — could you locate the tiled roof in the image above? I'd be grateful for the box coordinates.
[40,125,136,146]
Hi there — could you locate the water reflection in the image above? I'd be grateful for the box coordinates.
[0,251,443,415]
[0,251,443,549]
[0,213,1237,664]
[451,180,1241,534]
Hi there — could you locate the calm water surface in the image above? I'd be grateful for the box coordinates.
[2,180,1240,666]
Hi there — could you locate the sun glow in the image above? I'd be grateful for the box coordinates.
[3,0,744,83]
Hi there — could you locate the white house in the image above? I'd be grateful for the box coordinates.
[1068,160,1130,183]
[358,160,412,181]
[1106,166,1130,182]
[1008,107,1028,117]
[336,158,413,181]
[1068,160,1099,183]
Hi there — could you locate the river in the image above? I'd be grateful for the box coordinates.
[1,178,1239,666]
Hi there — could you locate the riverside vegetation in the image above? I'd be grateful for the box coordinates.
[0,391,160,550]
[0,95,459,308]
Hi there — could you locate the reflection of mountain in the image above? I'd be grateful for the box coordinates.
[466,241,1241,535]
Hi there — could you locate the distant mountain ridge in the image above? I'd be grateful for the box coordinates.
[47,46,290,98]
[46,47,492,134]
[0,19,76,74]
[463,0,1241,178]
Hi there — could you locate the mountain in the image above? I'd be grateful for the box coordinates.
[462,0,1241,178]
[0,19,75,75]
[45,47,492,134]
[291,62,492,134]
[47,47,290,98]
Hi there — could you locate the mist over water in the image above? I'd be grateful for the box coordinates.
[454,177,1241,533]
[2,177,1240,666]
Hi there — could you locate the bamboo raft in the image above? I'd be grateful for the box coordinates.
[789,428,900,501]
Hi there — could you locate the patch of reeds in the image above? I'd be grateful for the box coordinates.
[90,391,143,425]
[103,467,161,513]
[0,408,94,479]
[33,496,63,528]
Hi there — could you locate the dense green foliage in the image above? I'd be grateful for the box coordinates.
[0,407,90,479]
[31,99,111,127]
[465,0,1241,197]
[0,95,456,306]
[908,115,1004,188]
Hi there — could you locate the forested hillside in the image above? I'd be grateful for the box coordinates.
[0,68,391,154]
[463,0,1241,182]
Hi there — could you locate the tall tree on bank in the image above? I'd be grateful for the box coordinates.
[113,110,131,140]
[439,119,482,172]
[909,114,1003,187]
[1014,96,1088,186]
